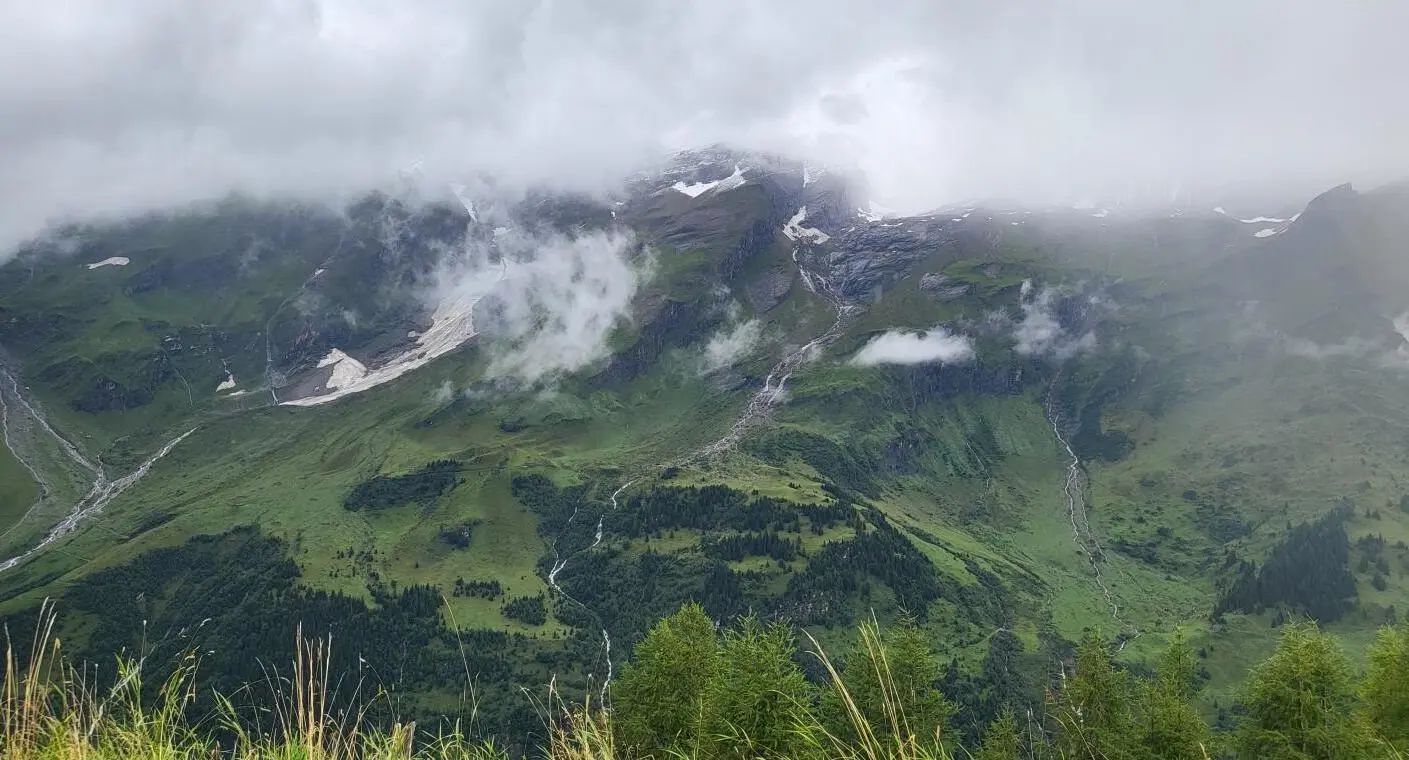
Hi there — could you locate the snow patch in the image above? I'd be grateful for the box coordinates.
[216,372,237,392]
[672,164,745,198]
[1253,227,1281,238]
[782,206,831,243]
[1215,207,1288,224]
[450,184,479,222]
[85,257,129,269]
[317,348,369,389]
[714,164,747,192]
[672,178,719,198]
[283,254,509,407]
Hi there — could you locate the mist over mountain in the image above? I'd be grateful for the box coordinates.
[4,0,1409,256]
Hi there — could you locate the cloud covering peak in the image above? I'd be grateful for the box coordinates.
[3,1,1409,255]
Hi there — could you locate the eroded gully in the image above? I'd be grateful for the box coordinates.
[1043,382,1138,648]
[0,365,196,574]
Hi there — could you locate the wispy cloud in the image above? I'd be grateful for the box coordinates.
[431,379,455,403]
[700,317,764,375]
[438,226,650,387]
[1013,280,1097,360]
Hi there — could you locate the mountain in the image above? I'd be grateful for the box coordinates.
[3,149,1409,738]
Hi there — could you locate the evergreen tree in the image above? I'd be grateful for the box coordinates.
[1235,622,1375,760]
[700,616,814,760]
[1133,633,1211,760]
[1047,630,1136,760]
[825,616,956,748]
[972,707,1022,760]
[1360,621,1409,749]
[611,603,720,753]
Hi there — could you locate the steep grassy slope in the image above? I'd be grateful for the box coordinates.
[0,440,37,529]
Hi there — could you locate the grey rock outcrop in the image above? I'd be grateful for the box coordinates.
[919,273,971,300]
[818,216,953,301]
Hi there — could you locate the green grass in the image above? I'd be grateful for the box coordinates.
[0,336,757,627]
[0,441,38,533]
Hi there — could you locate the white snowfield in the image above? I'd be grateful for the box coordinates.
[782,206,831,243]
[85,257,129,269]
[281,260,508,407]
[1215,207,1291,224]
[671,164,746,198]
[319,348,368,389]
[1253,228,1282,238]
[216,371,237,392]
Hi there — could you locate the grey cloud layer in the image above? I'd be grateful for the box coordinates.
[4,0,1407,254]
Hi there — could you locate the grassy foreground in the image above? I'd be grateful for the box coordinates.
[7,597,1409,760]
[2,602,968,760]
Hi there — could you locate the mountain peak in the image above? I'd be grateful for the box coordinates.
[1301,181,1358,217]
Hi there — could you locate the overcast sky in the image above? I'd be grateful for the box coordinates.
[3,0,1407,253]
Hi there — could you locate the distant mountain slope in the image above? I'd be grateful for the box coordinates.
[4,153,1409,734]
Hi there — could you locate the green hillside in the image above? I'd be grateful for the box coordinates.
[3,167,1409,744]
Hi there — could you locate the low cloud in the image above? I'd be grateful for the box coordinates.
[1013,280,1097,360]
[441,226,648,387]
[1234,304,1398,366]
[431,379,455,404]
[5,2,1409,257]
[851,326,974,366]
[700,316,764,375]
[1283,336,1374,361]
